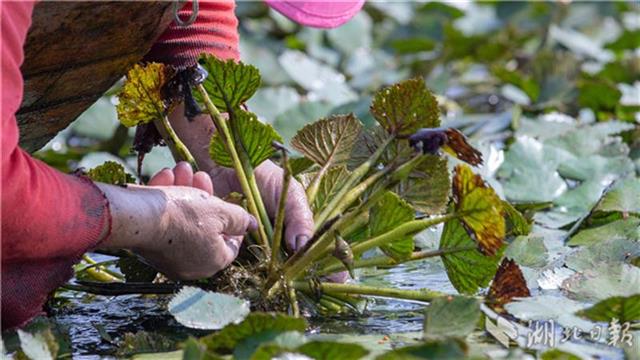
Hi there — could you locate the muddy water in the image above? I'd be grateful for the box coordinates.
[53,258,453,358]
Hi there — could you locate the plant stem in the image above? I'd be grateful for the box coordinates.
[287,281,300,317]
[270,150,292,272]
[293,281,445,303]
[305,164,328,206]
[319,246,476,275]
[351,215,455,256]
[314,214,455,272]
[314,136,395,230]
[153,116,198,171]
[196,84,270,250]
[81,255,124,282]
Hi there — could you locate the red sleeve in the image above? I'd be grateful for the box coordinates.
[144,0,240,66]
[1,2,111,330]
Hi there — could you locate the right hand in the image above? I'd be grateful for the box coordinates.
[96,162,256,280]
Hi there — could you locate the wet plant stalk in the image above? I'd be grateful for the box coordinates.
[312,214,456,274]
[318,245,476,275]
[293,281,446,303]
[287,281,300,317]
[196,84,270,250]
[153,116,198,171]
[270,149,292,272]
[313,136,395,229]
[81,255,124,282]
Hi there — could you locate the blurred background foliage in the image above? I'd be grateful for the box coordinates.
[35,1,639,182]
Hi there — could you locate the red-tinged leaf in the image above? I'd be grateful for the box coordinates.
[488,258,531,311]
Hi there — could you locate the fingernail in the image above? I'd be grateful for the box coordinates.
[295,235,310,251]
[248,216,258,231]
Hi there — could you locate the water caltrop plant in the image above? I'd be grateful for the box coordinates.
[104,55,530,315]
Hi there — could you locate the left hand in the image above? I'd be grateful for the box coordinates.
[167,104,314,253]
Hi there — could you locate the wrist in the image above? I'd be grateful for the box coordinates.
[95,183,168,251]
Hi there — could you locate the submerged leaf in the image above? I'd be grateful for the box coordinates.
[423,296,480,339]
[577,294,640,323]
[595,177,640,215]
[375,339,467,360]
[200,313,306,354]
[452,164,505,256]
[117,63,173,127]
[87,161,136,186]
[395,155,450,215]
[440,218,505,295]
[504,236,547,268]
[370,78,440,136]
[369,192,415,260]
[291,114,363,168]
[209,110,283,168]
[487,258,531,310]
[197,55,261,110]
[168,287,250,330]
[568,218,640,246]
[297,341,369,360]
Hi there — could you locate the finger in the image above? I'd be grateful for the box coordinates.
[193,171,214,195]
[324,271,349,283]
[173,161,194,187]
[148,168,175,186]
[218,201,258,236]
[216,235,243,271]
[283,180,315,252]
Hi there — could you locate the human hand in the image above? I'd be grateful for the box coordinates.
[96,162,256,280]
[166,105,315,253]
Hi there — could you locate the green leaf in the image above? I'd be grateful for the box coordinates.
[375,339,466,360]
[394,155,450,215]
[117,63,172,127]
[577,294,640,323]
[200,313,306,354]
[87,161,136,186]
[304,166,351,213]
[370,78,440,136]
[440,218,505,295]
[290,157,317,176]
[568,218,640,246]
[297,341,369,360]
[596,178,640,214]
[390,38,436,54]
[116,331,175,358]
[181,337,223,360]
[168,287,250,330]
[291,114,363,168]
[197,55,261,110]
[209,110,282,168]
[369,192,415,260]
[503,200,532,236]
[562,263,640,302]
[423,296,480,339]
[605,29,640,52]
[540,349,582,360]
[505,236,548,268]
[117,257,158,282]
[452,164,505,256]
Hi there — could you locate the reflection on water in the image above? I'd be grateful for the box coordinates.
[54,258,453,357]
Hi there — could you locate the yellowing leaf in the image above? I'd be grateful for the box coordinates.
[117,63,172,127]
[209,110,283,168]
[291,114,363,168]
[370,78,440,136]
[87,161,136,185]
[197,55,261,110]
[453,164,505,256]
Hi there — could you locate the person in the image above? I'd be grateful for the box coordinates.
[1,0,364,330]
